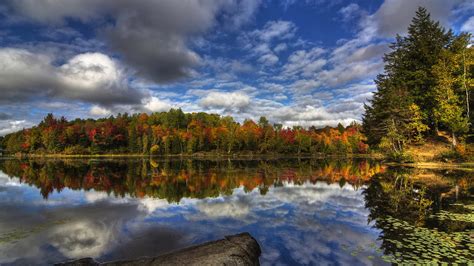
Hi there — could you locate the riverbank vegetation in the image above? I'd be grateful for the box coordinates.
[363,7,474,162]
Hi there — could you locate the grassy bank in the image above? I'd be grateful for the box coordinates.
[385,161,474,171]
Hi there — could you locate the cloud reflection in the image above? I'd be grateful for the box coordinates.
[0,170,383,265]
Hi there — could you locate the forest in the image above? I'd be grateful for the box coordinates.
[0,110,367,155]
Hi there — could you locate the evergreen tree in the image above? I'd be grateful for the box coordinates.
[401,7,453,129]
[363,7,468,149]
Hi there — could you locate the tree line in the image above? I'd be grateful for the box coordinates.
[1,109,368,155]
[363,7,473,152]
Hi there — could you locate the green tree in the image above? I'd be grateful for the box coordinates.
[432,49,469,146]
[363,7,455,147]
[401,7,453,129]
[406,103,429,144]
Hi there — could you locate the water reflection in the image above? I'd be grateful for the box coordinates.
[364,167,474,263]
[0,159,472,265]
[0,158,383,201]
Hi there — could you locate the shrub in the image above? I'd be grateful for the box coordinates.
[64,145,88,155]
[437,149,465,162]
[386,151,414,163]
[455,144,466,156]
[150,144,160,155]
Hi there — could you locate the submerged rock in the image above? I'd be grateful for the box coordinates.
[56,232,261,266]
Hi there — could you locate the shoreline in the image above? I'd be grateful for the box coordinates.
[384,161,474,171]
[0,152,380,160]
[2,153,474,169]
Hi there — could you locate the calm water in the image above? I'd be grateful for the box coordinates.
[0,158,472,265]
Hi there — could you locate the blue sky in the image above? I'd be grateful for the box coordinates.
[0,0,472,135]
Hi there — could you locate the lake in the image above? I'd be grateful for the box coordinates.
[0,158,472,265]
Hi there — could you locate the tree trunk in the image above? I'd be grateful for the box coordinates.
[392,141,398,153]
[463,49,470,119]
[434,121,439,135]
[452,132,457,147]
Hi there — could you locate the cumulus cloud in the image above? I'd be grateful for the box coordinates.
[0,119,34,135]
[6,0,262,83]
[274,43,288,53]
[270,104,358,127]
[143,96,172,113]
[286,0,465,96]
[196,198,251,218]
[49,220,115,258]
[0,48,56,100]
[367,0,463,37]
[0,0,469,130]
[0,48,145,106]
[182,182,381,265]
[199,91,251,111]
[89,105,112,117]
[258,53,279,66]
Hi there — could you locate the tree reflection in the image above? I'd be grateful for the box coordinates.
[363,167,474,263]
[0,159,384,202]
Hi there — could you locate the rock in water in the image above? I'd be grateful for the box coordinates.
[56,232,261,266]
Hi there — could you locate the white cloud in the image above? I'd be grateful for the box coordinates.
[283,48,326,78]
[274,43,288,53]
[199,91,251,111]
[258,53,279,65]
[461,16,474,32]
[60,53,120,92]
[261,82,285,93]
[204,57,254,78]
[143,96,172,113]
[0,119,34,135]
[0,48,56,95]
[0,48,144,106]
[8,0,263,83]
[138,197,171,214]
[196,198,250,218]
[338,3,363,22]
[223,0,262,29]
[89,105,112,117]
[49,220,115,258]
[251,20,297,42]
[368,0,463,37]
[289,79,322,93]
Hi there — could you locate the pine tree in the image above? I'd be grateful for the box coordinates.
[363,7,457,148]
[402,7,453,129]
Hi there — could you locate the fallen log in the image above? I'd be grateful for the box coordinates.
[56,232,261,266]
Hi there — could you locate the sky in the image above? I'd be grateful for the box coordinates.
[0,0,472,135]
